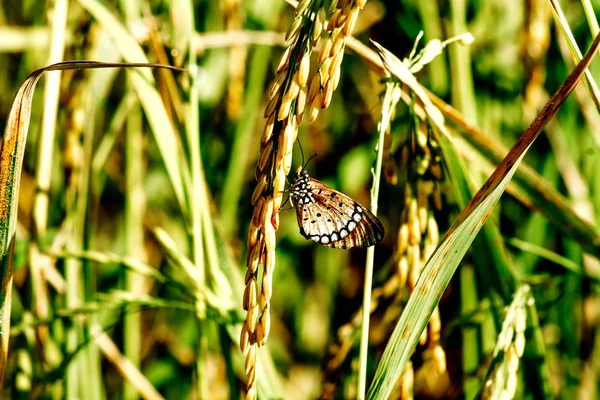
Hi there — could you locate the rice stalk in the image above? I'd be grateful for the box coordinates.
[392,107,448,398]
[307,0,367,122]
[481,285,530,399]
[240,1,325,398]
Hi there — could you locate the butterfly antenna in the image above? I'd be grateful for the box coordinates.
[297,137,305,167]
[303,152,319,170]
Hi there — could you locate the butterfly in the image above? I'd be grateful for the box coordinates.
[289,166,384,249]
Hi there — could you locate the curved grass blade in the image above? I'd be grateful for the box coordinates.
[0,60,183,392]
[367,33,600,400]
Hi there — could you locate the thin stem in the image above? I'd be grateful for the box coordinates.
[581,0,600,37]
[357,82,398,399]
[30,0,68,380]
[121,2,144,399]
[183,1,207,397]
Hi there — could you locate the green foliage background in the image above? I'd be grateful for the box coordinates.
[1,0,600,399]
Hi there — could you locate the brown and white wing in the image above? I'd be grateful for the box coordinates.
[296,178,384,249]
[325,205,383,249]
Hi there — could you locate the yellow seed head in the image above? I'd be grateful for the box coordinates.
[332,34,346,57]
[273,170,286,200]
[419,327,427,345]
[282,153,293,175]
[262,114,275,144]
[261,311,271,340]
[335,6,349,28]
[264,221,276,251]
[408,250,420,290]
[307,73,322,104]
[343,6,360,35]
[251,198,265,227]
[514,309,526,333]
[320,58,332,83]
[251,177,266,205]
[408,198,422,245]
[247,304,259,332]
[424,242,436,263]
[296,87,307,118]
[296,0,310,16]
[255,319,266,346]
[504,325,515,352]
[514,332,526,358]
[246,245,260,276]
[505,372,518,399]
[432,344,446,373]
[328,9,341,31]
[268,71,286,100]
[285,15,303,44]
[246,356,256,383]
[243,277,258,310]
[265,250,276,275]
[397,223,409,255]
[397,256,408,288]
[247,223,259,248]
[318,37,333,64]
[276,47,291,73]
[313,9,326,42]
[507,344,520,372]
[283,119,297,155]
[273,190,283,211]
[400,361,414,400]
[256,142,273,171]
[260,199,274,228]
[287,78,300,103]
[262,273,273,300]
[331,64,341,91]
[264,98,278,121]
[427,214,439,245]
[245,345,256,375]
[298,53,310,87]
[240,324,250,353]
[322,80,333,108]
[278,97,293,121]
[308,101,320,123]
[429,306,441,344]
[271,211,280,231]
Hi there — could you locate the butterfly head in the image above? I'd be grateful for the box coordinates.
[289,167,313,205]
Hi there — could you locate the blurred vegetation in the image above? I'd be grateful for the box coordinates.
[1,0,600,399]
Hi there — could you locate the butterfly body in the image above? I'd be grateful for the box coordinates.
[289,167,384,249]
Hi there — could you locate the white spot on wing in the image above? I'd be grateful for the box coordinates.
[331,233,338,241]
[353,213,361,222]
[321,236,330,244]
[348,221,357,230]
[311,235,319,241]
[340,229,348,238]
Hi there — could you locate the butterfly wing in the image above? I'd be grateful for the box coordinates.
[295,177,384,249]
[324,203,384,249]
